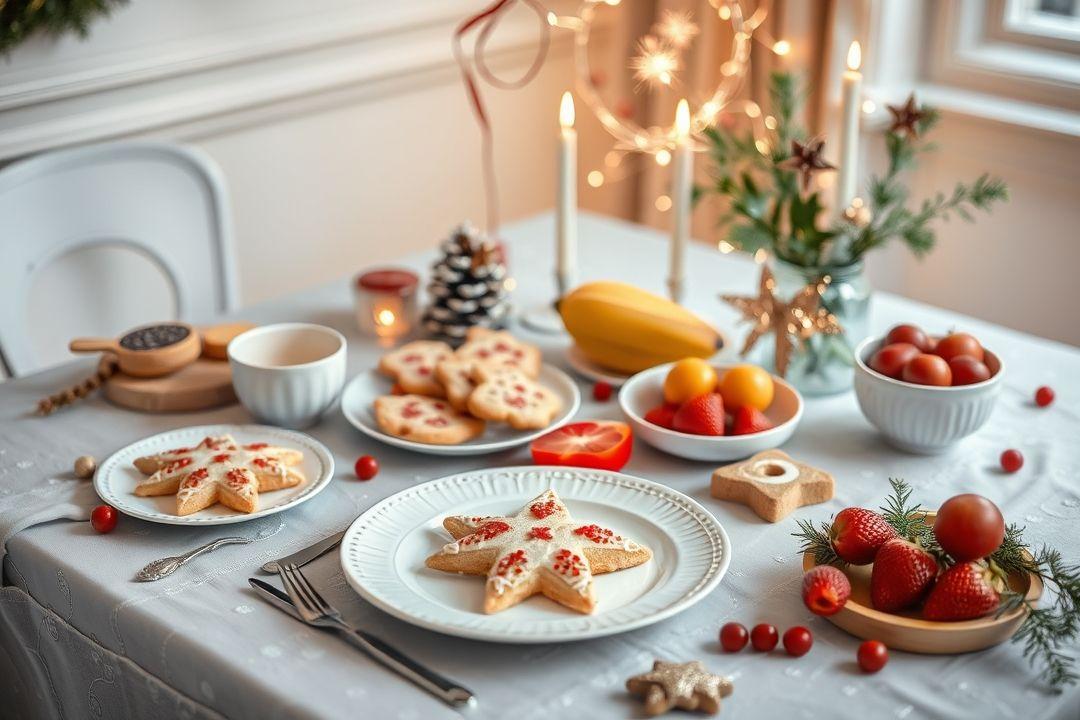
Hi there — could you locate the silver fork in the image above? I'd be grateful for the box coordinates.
[278,563,474,708]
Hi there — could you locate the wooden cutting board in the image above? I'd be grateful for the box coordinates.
[104,358,236,412]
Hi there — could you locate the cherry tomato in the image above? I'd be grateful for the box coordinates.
[90,505,118,534]
[719,622,749,652]
[782,626,813,657]
[934,333,984,363]
[529,421,633,471]
[1035,386,1055,407]
[750,623,779,652]
[354,455,379,480]
[885,324,932,352]
[1001,449,1024,474]
[869,343,920,379]
[592,381,613,402]
[901,353,952,386]
[933,494,1005,561]
[857,640,889,673]
[948,355,991,386]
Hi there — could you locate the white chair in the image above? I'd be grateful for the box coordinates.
[0,141,237,378]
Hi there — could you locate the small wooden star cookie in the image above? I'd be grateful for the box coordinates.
[710,449,834,523]
[626,660,732,716]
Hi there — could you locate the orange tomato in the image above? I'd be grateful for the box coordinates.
[718,364,774,411]
[663,358,718,405]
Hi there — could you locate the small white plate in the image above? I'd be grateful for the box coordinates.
[565,344,632,387]
[94,424,335,526]
[340,466,731,643]
[619,363,803,461]
[340,364,581,456]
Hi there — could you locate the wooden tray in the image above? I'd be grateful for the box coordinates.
[803,517,1042,654]
[105,358,236,413]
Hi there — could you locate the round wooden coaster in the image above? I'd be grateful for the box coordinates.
[104,358,236,413]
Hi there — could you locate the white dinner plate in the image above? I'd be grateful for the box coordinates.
[340,466,731,643]
[94,424,335,526]
[340,364,581,456]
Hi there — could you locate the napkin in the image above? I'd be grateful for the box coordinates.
[0,474,99,582]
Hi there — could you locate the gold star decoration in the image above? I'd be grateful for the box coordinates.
[886,93,925,138]
[626,660,733,716]
[777,139,836,192]
[720,264,844,378]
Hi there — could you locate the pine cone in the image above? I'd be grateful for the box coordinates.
[422,223,511,343]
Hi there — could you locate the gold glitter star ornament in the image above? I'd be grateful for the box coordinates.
[626,660,733,716]
[720,265,843,378]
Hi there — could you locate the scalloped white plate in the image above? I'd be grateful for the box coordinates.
[340,364,581,456]
[94,424,335,526]
[340,466,731,643]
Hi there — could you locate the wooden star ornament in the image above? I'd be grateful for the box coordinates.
[777,139,835,191]
[711,449,835,523]
[627,660,733,716]
[886,93,925,138]
[720,264,843,378]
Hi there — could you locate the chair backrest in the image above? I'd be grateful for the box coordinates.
[0,141,237,378]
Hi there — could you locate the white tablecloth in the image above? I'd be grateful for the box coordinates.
[2,212,1078,720]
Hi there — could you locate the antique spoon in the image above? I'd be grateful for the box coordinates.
[135,536,252,582]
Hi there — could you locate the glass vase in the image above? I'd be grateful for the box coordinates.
[759,258,871,396]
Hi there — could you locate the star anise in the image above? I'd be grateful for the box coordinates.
[886,94,925,138]
[777,139,836,192]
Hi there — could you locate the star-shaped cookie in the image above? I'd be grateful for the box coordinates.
[133,435,304,516]
[424,490,652,614]
[626,660,733,716]
[710,449,834,523]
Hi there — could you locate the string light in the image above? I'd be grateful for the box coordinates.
[764,115,778,130]
[862,99,876,114]
[656,9,699,49]
[655,194,672,211]
[630,35,679,88]
[587,170,605,187]
[718,240,735,254]
[655,149,672,166]
[754,248,768,264]
[772,39,791,56]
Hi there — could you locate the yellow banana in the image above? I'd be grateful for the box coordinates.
[559,281,723,374]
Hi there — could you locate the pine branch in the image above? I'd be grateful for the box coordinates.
[1,0,127,54]
[792,518,843,567]
[877,478,936,548]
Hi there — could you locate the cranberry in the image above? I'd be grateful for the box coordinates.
[592,381,613,402]
[719,622,748,652]
[1000,449,1023,474]
[1035,386,1055,408]
[354,455,379,480]
[857,640,889,673]
[90,505,118,534]
[782,626,813,657]
[750,623,779,652]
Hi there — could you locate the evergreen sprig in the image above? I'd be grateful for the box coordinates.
[700,71,1008,268]
[1,0,126,54]
[792,517,843,567]
[878,478,936,550]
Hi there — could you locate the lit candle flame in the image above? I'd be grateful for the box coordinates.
[375,309,395,326]
[675,98,690,140]
[847,41,862,71]
[559,91,575,129]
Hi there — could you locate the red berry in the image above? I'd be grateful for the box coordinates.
[750,623,779,652]
[782,626,813,657]
[1035,386,1055,407]
[830,508,898,565]
[801,565,852,616]
[857,640,889,673]
[354,455,379,480]
[90,505,117,534]
[1000,449,1023,474]
[592,381,613,402]
[719,622,748,652]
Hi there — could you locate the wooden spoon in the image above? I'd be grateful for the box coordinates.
[70,322,201,378]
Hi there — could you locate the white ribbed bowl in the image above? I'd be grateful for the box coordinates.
[853,335,1003,454]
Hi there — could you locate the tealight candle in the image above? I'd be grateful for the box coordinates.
[354,269,418,339]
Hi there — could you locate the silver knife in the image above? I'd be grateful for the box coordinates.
[247,578,476,708]
[261,530,346,573]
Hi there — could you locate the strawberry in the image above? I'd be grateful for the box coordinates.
[923,560,1003,621]
[801,565,851,616]
[830,508,898,565]
[731,405,774,435]
[644,403,679,430]
[672,393,725,436]
[870,538,939,612]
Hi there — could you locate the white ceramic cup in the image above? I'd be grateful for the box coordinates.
[228,323,347,429]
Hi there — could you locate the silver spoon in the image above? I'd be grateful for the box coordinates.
[135,536,252,582]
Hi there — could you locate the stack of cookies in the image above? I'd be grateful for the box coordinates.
[374,328,562,444]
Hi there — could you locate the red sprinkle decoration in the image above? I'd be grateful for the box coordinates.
[461,521,511,546]
[530,499,559,519]
[1035,386,1055,407]
[244,443,269,450]
[494,549,527,577]
[552,549,584,577]
[211,453,231,464]
[573,524,625,545]
[164,457,193,474]
[593,381,613,402]
[526,526,553,541]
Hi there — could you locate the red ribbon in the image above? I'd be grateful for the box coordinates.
[452,0,551,235]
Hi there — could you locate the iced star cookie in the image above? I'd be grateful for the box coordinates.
[466,369,562,430]
[425,489,652,614]
[377,340,454,397]
[455,327,541,378]
[434,358,475,411]
[626,660,733,716]
[374,395,485,445]
[133,435,304,516]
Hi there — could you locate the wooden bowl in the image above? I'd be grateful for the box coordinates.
[803,515,1042,654]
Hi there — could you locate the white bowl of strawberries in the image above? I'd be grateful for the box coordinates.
[854,323,1004,454]
[619,359,803,461]
[798,486,1047,657]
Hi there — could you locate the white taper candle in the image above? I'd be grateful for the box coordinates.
[556,91,578,297]
[668,98,693,305]
[836,41,862,216]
